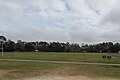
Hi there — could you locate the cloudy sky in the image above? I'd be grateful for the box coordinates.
[0,0,120,44]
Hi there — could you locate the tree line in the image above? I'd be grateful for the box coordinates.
[0,36,120,53]
[1,40,81,52]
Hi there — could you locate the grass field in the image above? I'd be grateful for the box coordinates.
[0,52,120,80]
[0,52,120,64]
[0,60,120,80]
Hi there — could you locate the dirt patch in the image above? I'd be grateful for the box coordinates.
[0,70,11,80]
[0,70,7,76]
[22,65,120,80]
[24,75,120,80]
[0,65,120,80]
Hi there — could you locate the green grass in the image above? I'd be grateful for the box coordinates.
[0,52,120,64]
[0,60,120,79]
[0,60,60,70]
[77,65,120,78]
[0,52,119,80]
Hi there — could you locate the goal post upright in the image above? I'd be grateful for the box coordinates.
[1,42,3,57]
[0,41,4,57]
[0,36,7,57]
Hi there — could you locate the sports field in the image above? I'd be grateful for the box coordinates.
[0,52,120,80]
[0,52,120,64]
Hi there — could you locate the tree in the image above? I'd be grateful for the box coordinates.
[37,42,49,52]
[0,36,7,56]
[65,42,70,52]
[15,40,24,52]
[24,42,35,52]
[0,36,7,49]
[70,43,81,52]
[0,36,7,42]
[5,39,15,52]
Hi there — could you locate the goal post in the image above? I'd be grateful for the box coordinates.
[0,41,4,57]
[0,36,7,57]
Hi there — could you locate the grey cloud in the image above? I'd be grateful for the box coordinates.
[0,0,120,44]
[4,26,69,42]
[101,0,120,25]
[99,28,120,42]
[69,26,100,43]
[98,0,120,42]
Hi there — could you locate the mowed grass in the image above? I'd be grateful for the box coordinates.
[0,60,120,80]
[0,52,120,80]
[0,52,120,64]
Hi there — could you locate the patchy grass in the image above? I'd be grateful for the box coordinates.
[0,52,120,80]
[0,60,120,80]
[0,52,120,64]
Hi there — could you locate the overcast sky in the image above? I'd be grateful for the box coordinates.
[0,0,120,44]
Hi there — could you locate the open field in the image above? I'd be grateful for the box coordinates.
[0,52,120,80]
[0,60,120,80]
[0,52,120,64]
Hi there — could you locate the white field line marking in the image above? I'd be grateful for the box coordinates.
[0,59,120,66]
